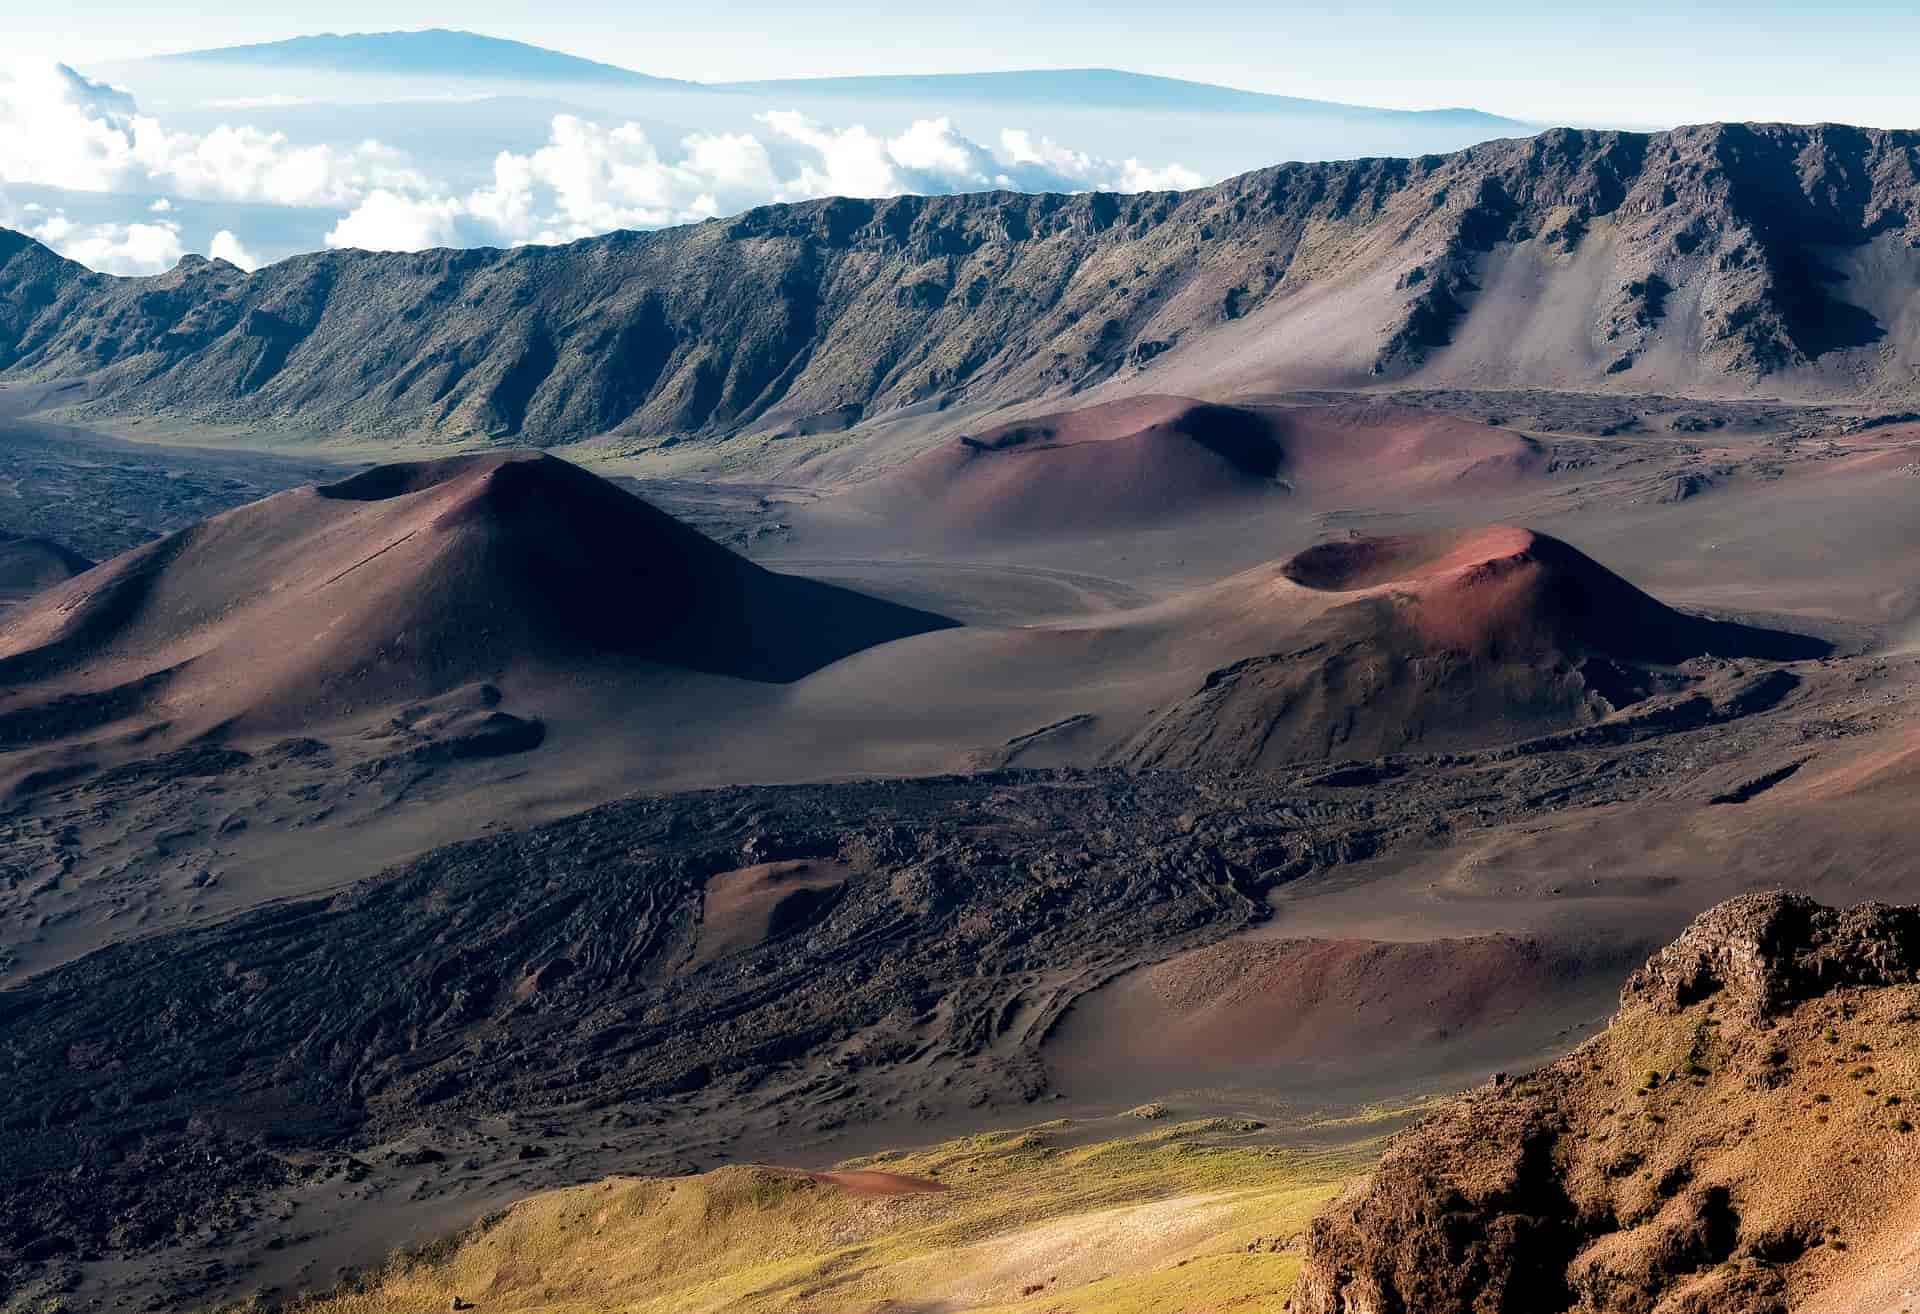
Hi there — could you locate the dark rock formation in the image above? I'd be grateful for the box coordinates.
[3,125,1918,446]
[1623,892,1920,1019]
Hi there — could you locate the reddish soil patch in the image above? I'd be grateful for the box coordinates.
[0,452,953,736]
[1263,402,1548,497]
[689,859,854,971]
[1281,527,1535,593]
[859,396,1287,539]
[1137,935,1572,1066]
[1122,526,1827,769]
[842,399,1546,542]
[1282,527,1826,664]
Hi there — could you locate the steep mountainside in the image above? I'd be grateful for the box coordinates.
[0,452,952,736]
[1119,528,1828,769]
[1295,893,1920,1313]
[2,124,1918,446]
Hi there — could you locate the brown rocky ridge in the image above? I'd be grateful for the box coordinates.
[1295,892,1920,1313]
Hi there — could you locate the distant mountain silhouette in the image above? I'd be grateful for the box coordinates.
[147,29,696,88]
[715,68,1529,129]
[143,30,1524,133]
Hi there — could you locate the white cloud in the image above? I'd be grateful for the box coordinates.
[0,57,421,207]
[2,188,258,275]
[464,150,538,236]
[64,221,186,275]
[761,113,920,198]
[757,112,1022,201]
[1000,129,1205,192]
[209,229,259,271]
[325,189,462,252]
[0,59,146,192]
[144,124,426,207]
[202,94,309,110]
[1,57,1206,263]
[462,116,767,244]
[19,210,186,275]
[454,111,1204,247]
[888,117,995,178]
[1116,159,1207,192]
[755,112,1202,203]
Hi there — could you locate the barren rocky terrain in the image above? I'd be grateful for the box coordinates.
[4,111,1920,1314]
[5,612,1916,1306]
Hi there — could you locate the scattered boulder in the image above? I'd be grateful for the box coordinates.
[1661,471,1714,502]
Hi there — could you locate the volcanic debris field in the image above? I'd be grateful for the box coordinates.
[7,114,1920,1313]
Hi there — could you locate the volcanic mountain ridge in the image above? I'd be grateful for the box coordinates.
[2,123,1918,446]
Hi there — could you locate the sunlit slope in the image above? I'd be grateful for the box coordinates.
[312,1119,1374,1314]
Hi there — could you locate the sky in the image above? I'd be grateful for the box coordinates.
[9,0,1920,128]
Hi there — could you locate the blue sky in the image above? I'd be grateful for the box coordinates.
[16,0,1920,127]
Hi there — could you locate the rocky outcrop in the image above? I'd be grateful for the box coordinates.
[1294,893,1920,1314]
[1624,893,1920,1019]
[3,124,1919,446]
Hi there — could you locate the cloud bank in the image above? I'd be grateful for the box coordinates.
[1,56,1208,269]
[330,112,1206,252]
[208,229,260,271]
[14,208,187,276]
[0,59,424,207]
[0,199,262,277]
